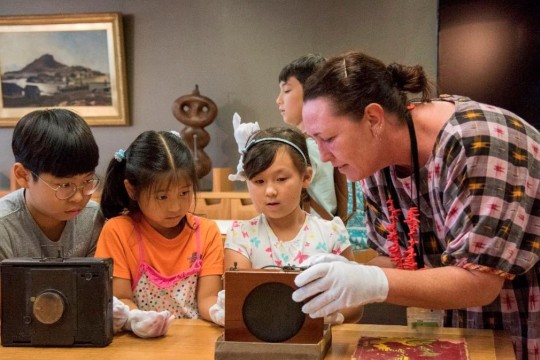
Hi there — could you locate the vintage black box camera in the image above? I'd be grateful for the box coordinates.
[1,257,113,347]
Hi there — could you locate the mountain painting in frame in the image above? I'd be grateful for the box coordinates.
[0,12,129,126]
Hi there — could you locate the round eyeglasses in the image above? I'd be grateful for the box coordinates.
[32,172,100,200]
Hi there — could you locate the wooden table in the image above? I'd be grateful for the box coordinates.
[0,319,514,360]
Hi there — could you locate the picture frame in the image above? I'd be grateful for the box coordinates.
[0,12,129,126]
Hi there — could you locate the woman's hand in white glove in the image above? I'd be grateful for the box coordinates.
[112,296,130,334]
[209,289,225,326]
[292,262,389,319]
[124,309,175,338]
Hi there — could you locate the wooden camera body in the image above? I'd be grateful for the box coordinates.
[1,257,113,347]
[224,269,323,344]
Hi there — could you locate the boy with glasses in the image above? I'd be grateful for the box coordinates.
[0,108,104,261]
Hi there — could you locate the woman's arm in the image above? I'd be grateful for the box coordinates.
[344,251,505,309]
[383,265,505,309]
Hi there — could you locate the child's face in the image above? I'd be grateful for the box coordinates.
[135,178,194,238]
[276,76,304,130]
[246,148,311,220]
[24,171,97,224]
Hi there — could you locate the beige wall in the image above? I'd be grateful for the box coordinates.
[0,0,438,190]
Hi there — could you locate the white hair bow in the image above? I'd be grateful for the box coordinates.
[228,112,260,181]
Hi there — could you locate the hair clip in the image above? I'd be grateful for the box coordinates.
[114,149,125,162]
[406,103,415,110]
[343,59,348,78]
[169,130,181,138]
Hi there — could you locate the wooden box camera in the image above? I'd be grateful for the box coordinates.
[1,257,113,347]
[224,269,323,344]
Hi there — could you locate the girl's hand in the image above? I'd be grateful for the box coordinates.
[112,296,130,333]
[124,309,175,338]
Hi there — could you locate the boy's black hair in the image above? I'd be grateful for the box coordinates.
[12,108,99,178]
[278,54,326,86]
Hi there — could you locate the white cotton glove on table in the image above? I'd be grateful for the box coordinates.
[112,296,175,338]
[124,309,175,338]
[292,255,389,319]
[112,296,130,333]
[209,289,225,326]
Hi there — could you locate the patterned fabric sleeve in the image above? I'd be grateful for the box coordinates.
[223,216,261,261]
[361,173,393,255]
[433,104,540,276]
[326,216,352,254]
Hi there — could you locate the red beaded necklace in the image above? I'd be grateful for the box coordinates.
[386,199,420,270]
[384,104,424,270]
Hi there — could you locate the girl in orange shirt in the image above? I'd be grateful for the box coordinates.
[96,130,223,337]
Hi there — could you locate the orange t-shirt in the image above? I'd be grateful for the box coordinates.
[95,213,223,283]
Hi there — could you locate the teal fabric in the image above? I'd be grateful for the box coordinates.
[345,181,368,250]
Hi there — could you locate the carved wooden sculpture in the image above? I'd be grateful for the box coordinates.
[172,85,217,178]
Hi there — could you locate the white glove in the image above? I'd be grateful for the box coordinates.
[209,289,225,326]
[228,112,260,182]
[124,309,175,338]
[292,262,388,319]
[112,296,130,334]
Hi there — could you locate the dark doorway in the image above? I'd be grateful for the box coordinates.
[438,0,540,128]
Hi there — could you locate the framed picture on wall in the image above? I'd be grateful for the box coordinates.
[0,12,129,126]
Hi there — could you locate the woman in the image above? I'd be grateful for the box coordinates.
[291,50,539,360]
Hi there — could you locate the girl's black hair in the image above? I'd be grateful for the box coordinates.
[100,131,198,220]
[242,126,311,204]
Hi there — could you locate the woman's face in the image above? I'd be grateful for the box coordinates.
[303,97,377,181]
